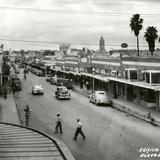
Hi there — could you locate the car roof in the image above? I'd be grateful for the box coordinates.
[33,84,42,87]
[95,91,106,94]
[57,86,67,89]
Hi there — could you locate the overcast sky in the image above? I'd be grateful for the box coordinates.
[0,0,160,51]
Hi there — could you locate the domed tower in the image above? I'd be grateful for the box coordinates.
[99,36,105,53]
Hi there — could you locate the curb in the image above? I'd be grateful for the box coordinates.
[111,100,160,127]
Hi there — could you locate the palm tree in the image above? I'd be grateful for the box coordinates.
[144,26,158,56]
[130,14,143,56]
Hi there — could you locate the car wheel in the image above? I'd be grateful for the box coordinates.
[95,100,99,106]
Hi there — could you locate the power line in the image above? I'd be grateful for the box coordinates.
[0,38,149,47]
[0,6,160,17]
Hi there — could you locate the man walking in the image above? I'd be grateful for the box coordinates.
[73,119,85,140]
[55,113,62,134]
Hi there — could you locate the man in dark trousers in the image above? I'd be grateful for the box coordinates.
[73,119,85,140]
[55,113,62,134]
[24,105,32,127]
[3,86,7,99]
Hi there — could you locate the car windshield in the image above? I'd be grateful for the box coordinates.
[58,87,67,92]
[96,92,106,97]
[34,85,42,88]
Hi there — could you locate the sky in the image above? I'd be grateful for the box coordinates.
[0,0,160,51]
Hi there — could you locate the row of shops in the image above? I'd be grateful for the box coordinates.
[48,68,160,112]
[27,56,160,112]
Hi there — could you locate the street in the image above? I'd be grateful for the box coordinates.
[14,70,160,160]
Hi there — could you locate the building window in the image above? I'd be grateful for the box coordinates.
[151,73,160,84]
[130,70,137,80]
[146,73,150,83]
[125,70,128,79]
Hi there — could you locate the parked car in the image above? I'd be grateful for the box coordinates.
[15,68,20,74]
[46,75,51,82]
[89,91,110,105]
[32,84,44,95]
[51,77,73,89]
[11,77,22,91]
[50,76,58,85]
[55,86,71,100]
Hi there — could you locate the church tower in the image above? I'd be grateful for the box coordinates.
[99,36,105,53]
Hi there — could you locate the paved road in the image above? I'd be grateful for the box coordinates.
[14,71,160,160]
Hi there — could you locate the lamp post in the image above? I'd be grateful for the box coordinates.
[1,44,4,85]
[92,67,95,93]
[120,43,128,77]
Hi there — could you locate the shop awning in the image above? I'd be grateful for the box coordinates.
[108,77,160,91]
[80,72,109,83]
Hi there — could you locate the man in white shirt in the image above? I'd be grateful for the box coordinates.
[73,119,85,140]
[55,113,62,134]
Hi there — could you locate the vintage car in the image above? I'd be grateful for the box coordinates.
[55,86,71,100]
[11,76,22,91]
[51,77,73,89]
[89,91,110,105]
[46,75,52,82]
[32,85,44,95]
[50,76,58,85]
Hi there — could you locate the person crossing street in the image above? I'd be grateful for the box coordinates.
[55,113,62,134]
[73,119,85,140]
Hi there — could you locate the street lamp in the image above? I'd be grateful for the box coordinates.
[120,43,128,77]
[92,67,95,93]
[1,44,4,85]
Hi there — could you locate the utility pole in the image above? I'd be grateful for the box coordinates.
[92,67,95,93]
[0,44,4,85]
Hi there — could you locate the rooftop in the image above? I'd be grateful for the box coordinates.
[0,122,75,160]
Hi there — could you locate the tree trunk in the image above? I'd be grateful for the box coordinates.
[151,51,153,56]
[137,36,139,56]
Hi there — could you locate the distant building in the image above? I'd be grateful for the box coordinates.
[59,43,70,54]
[99,36,105,53]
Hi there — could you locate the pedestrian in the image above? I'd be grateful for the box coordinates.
[4,86,7,99]
[24,105,32,127]
[86,81,89,91]
[70,78,73,85]
[55,113,62,134]
[73,119,85,140]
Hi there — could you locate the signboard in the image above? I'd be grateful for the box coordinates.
[121,43,128,48]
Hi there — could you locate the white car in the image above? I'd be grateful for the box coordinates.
[32,85,44,95]
[89,91,110,105]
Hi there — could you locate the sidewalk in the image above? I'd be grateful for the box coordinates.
[0,94,20,124]
[73,84,160,127]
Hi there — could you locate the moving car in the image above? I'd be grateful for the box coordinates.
[32,85,44,95]
[55,86,71,100]
[89,91,110,105]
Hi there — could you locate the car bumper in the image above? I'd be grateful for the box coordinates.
[57,95,70,99]
[96,99,110,104]
[32,90,44,94]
